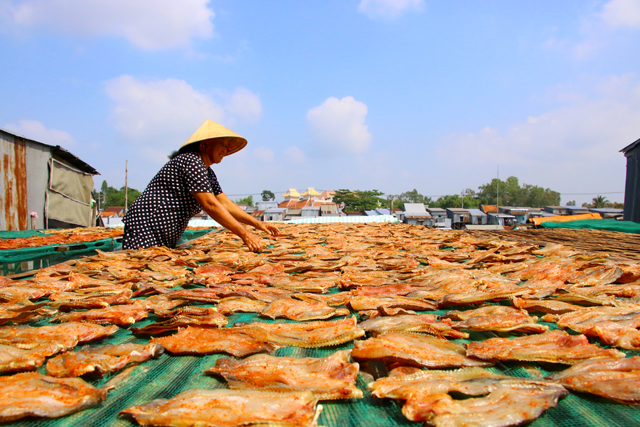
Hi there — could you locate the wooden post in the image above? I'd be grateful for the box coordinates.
[124,160,128,214]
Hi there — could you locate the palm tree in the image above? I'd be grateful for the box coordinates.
[592,195,609,208]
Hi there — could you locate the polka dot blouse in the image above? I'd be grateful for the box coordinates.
[122,152,222,249]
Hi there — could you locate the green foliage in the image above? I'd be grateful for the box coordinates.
[476,176,560,207]
[235,195,254,207]
[566,200,576,206]
[433,194,462,209]
[592,195,610,208]
[261,190,275,201]
[104,186,141,209]
[333,189,384,213]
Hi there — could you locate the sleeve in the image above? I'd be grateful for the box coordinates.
[182,154,213,193]
[208,169,223,196]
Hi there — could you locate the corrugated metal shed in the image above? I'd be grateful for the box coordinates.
[621,137,640,223]
[1,127,99,231]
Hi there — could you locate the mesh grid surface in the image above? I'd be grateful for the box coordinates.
[2,229,640,427]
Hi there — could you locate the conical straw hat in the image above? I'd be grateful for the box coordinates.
[180,120,247,156]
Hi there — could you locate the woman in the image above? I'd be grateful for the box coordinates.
[122,120,279,252]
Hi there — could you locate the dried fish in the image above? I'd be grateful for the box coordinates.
[446,305,548,334]
[121,389,321,427]
[548,356,640,404]
[352,332,491,368]
[359,314,468,338]
[466,329,625,365]
[46,343,163,377]
[206,350,362,400]
[261,297,350,321]
[51,302,148,326]
[371,367,567,426]
[0,372,108,422]
[151,326,279,356]
[240,317,365,348]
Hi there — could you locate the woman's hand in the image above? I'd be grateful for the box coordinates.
[260,223,280,237]
[241,230,264,253]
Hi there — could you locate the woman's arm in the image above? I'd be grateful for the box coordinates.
[191,192,265,252]
[215,193,280,237]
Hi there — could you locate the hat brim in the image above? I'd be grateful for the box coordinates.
[180,120,248,156]
[181,136,247,156]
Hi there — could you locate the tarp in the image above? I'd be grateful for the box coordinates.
[288,215,399,224]
[46,159,94,227]
[540,218,640,234]
[529,212,601,226]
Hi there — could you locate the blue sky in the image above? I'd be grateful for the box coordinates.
[2,0,639,206]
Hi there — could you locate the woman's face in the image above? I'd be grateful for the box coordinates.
[201,139,229,165]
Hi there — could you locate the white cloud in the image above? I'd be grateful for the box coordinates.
[3,119,75,147]
[284,146,305,163]
[226,88,262,124]
[358,0,424,19]
[306,96,372,155]
[0,0,214,50]
[104,75,261,159]
[435,74,640,204]
[601,0,640,29]
[254,147,274,162]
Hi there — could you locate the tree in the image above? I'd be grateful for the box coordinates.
[477,176,559,207]
[104,186,140,209]
[433,194,462,209]
[566,200,576,206]
[333,189,384,212]
[235,195,254,207]
[592,195,609,208]
[261,190,275,201]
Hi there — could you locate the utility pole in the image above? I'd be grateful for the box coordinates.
[496,165,500,210]
[124,160,128,214]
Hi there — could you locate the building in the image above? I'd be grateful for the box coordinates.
[467,209,488,225]
[621,137,639,222]
[488,212,517,227]
[100,206,126,226]
[1,127,99,230]
[257,201,278,211]
[446,208,472,229]
[565,206,589,215]
[263,208,287,221]
[498,207,529,224]
[544,206,570,215]
[320,204,339,216]
[301,206,321,218]
[402,203,432,226]
[588,207,624,219]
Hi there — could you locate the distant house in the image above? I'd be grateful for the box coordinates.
[621,137,639,222]
[284,209,302,220]
[499,207,529,224]
[565,206,589,215]
[488,212,517,227]
[467,209,488,225]
[588,207,624,219]
[320,203,339,216]
[263,208,287,221]
[481,205,498,214]
[402,203,432,226]
[301,206,321,218]
[365,208,391,216]
[251,210,265,221]
[446,208,471,229]
[544,206,570,215]
[100,206,125,226]
[257,201,278,211]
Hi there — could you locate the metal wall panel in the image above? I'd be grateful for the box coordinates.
[0,131,28,230]
[624,149,639,223]
[25,140,51,229]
